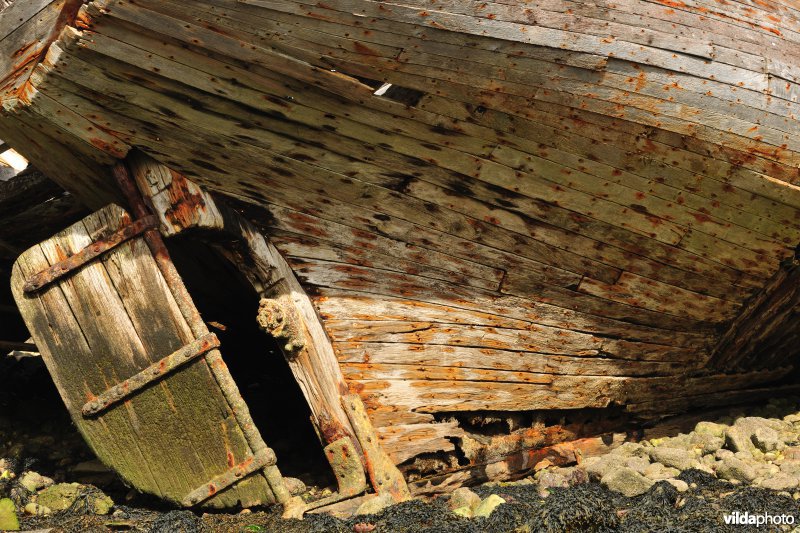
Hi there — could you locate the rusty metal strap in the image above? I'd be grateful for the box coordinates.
[82,333,220,417]
[23,215,159,293]
[182,447,277,507]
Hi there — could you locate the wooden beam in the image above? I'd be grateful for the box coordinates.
[0,340,37,353]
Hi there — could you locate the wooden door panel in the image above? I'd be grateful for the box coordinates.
[12,204,283,508]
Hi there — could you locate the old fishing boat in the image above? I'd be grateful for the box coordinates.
[1,0,799,515]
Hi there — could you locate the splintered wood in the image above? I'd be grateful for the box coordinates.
[1,0,799,489]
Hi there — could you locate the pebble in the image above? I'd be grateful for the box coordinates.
[665,479,689,492]
[451,506,472,518]
[610,442,645,457]
[23,503,51,516]
[760,473,800,491]
[473,495,505,517]
[448,487,480,511]
[784,447,800,461]
[625,456,650,474]
[694,421,727,438]
[648,447,696,471]
[19,471,54,492]
[36,483,114,515]
[601,467,654,497]
[753,427,783,453]
[643,463,680,481]
[716,457,757,483]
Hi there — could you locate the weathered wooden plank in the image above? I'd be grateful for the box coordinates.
[40,22,784,294]
[354,368,788,414]
[44,42,632,287]
[240,0,770,91]
[273,233,503,292]
[314,291,705,347]
[334,342,694,375]
[0,0,53,42]
[311,289,710,348]
[575,271,739,322]
[326,320,604,357]
[293,259,715,332]
[326,320,702,362]
[0,112,116,209]
[97,0,796,170]
[377,422,463,465]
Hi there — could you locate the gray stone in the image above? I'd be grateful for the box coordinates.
[760,473,800,491]
[0,498,18,531]
[694,421,727,438]
[585,455,626,481]
[780,460,800,476]
[36,483,113,515]
[662,434,692,448]
[474,495,506,518]
[760,463,781,476]
[701,454,717,467]
[648,447,696,471]
[537,471,570,493]
[643,463,680,481]
[355,493,394,516]
[689,433,724,455]
[601,467,654,498]
[715,457,757,483]
[715,449,734,460]
[783,414,800,426]
[19,471,54,493]
[665,479,689,492]
[734,450,755,461]
[449,487,480,511]
[784,447,800,461]
[452,506,472,518]
[737,417,787,433]
[753,427,784,452]
[625,456,651,474]
[725,426,755,453]
[611,442,645,458]
[561,466,589,486]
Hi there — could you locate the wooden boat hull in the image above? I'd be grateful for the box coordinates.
[1,0,799,490]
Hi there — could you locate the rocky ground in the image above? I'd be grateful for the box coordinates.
[2,352,800,532]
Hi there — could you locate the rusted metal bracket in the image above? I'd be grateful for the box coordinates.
[181,447,277,507]
[304,436,368,511]
[257,296,306,355]
[23,215,158,293]
[82,333,221,417]
[343,394,411,503]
